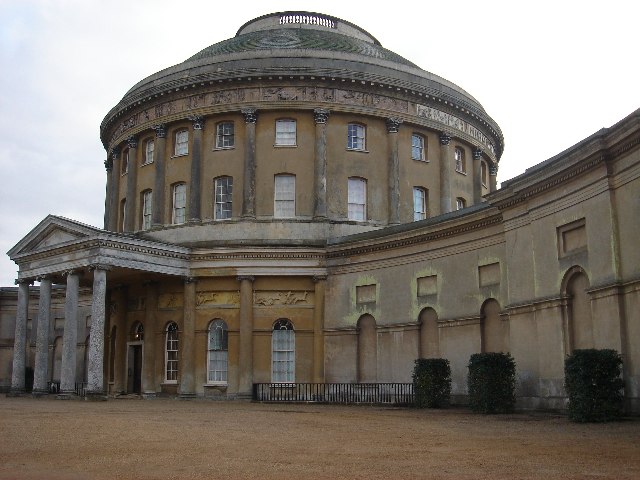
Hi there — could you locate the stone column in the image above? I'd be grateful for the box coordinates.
[439,132,453,215]
[124,136,139,232]
[188,116,205,223]
[241,109,258,218]
[180,277,197,399]
[112,286,127,394]
[151,124,167,228]
[108,147,121,232]
[87,265,109,398]
[103,155,113,231]
[237,275,254,398]
[142,281,158,398]
[32,276,52,395]
[59,270,79,396]
[472,148,483,205]
[312,276,327,383]
[313,109,330,219]
[489,162,499,192]
[9,279,32,395]
[386,118,402,225]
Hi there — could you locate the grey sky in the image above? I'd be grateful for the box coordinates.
[1,0,638,287]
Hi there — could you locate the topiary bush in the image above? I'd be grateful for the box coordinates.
[467,352,516,414]
[412,358,451,408]
[564,349,624,422]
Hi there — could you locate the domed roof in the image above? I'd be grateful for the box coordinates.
[101,11,503,158]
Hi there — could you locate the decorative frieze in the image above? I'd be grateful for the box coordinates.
[196,291,240,307]
[254,291,312,306]
[158,293,183,309]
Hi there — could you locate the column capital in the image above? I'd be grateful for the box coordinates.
[241,108,258,124]
[473,148,483,160]
[313,108,330,124]
[152,124,167,138]
[439,132,451,146]
[110,146,121,159]
[89,264,112,272]
[126,135,138,149]
[385,117,403,133]
[15,278,33,286]
[35,275,51,283]
[184,276,197,284]
[312,275,328,283]
[62,269,79,278]
[237,275,255,283]
[189,115,205,130]
[104,157,113,172]
[489,163,499,176]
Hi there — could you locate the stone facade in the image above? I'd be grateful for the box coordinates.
[1,12,639,411]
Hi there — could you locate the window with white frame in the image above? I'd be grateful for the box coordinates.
[348,177,367,221]
[481,161,488,186]
[165,322,178,383]
[455,147,466,173]
[207,319,228,384]
[272,319,294,383]
[141,190,152,230]
[214,176,233,220]
[347,123,366,150]
[413,187,427,221]
[274,174,295,218]
[175,130,189,156]
[275,119,296,146]
[456,197,466,210]
[216,122,234,149]
[144,139,154,165]
[172,183,187,224]
[121,149,129,175]
[412,134,426,161]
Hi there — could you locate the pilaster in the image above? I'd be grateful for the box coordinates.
[151,124,167,228]
[237,275,255,397]
[180,277,197,399]
[188,116,205,223]
[386,118,402,225]
[313,109,330,219]
[124,136,139,232]
[312,275,327,383]
[473,148,483,205]
[142,281,158,398]
[439,132,453,214]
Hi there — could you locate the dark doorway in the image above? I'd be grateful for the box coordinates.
[127,344,143,394]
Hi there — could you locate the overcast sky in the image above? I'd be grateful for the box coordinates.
[0,0,638,287]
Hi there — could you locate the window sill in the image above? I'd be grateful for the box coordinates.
[162,381,177,385]
[412,158,429,163]
[273,144,297,148]
[346,148,369,153]
[204,383,228,387]
[171,153,189,159]
[141,161,154,167]
[455,170,468,176]
[214,146,235,151]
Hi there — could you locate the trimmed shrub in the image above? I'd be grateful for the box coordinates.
[412,358,451,408]
[467,352,516,414]
[564,349,624,422]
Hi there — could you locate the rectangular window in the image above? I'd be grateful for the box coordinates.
[456,197,466,210]
[348,177,366,221]
[214,176,233,220]
[272,324,295,383]
[413,187,427,221]
[481,161,488,186]
[347,124,366,150]
[165,323,178,383]
[275,119,296,146]
[172,183,186,224]
[142,190,152,230]
[274,174,295,218]
[120,199,126,232]
[455,147,466,173]
[208,320,228,384]
[121,149,129,175]
[144,139,154,165]
[412,134,425,161]
[175,130,189,156]
[216,122,235,149]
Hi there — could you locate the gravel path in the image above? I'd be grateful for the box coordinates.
[0,396,638,479]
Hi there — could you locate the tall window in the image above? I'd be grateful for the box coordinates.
[214,176,233,220]
[141,190,152,230]
[207,319,228,384]
[272,319,294,383]
[481,161,488,186]
[274,174,295,218]
[144,139,154,165]
[172,183,187,224]
[216,122,234,149]
[275,119,296,146]
[348,177,367,221]
[456,197,466,210]
[175,130,189,156]
[165,322,178,383]
[120,199,126,232]
[347,123,366,150]
[455,147,466,173]
[121,149,129,175]
[413,187,427,221]
[412,134,426,161]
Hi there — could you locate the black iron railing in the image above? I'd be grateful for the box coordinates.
[46,381,87,396]
[253,383,414,406]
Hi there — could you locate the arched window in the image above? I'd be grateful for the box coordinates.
[357,315,377,383]
[132,322,144,341]
[214,176,233,220]
[456,197,466,210]
[272,319,294,383]
[419,308,439,358]
[566,270,593,350]
[348,177,367,221]
[207,319,228,384]
[165,322,178,383]
[481,299,507,353]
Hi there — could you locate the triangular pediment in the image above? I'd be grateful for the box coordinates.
[7,215,103,258]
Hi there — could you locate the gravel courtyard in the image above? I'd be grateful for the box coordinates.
[0,396,638,480]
